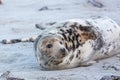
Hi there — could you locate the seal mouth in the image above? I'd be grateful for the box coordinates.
[48,56,63,65]
[52,60,63,65]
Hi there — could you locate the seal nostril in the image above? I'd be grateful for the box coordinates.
[60,48,66,53]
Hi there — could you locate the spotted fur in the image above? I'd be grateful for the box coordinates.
[34,16,120,70]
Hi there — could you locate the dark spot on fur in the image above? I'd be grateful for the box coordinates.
[63,22,68,27]
[94,37,104,50]
[69,23,77,28]
[76,50,81,58]
[67,29,72,35]
[72,35,75,40]
[76,35,80,48]
[104,51,109,55]
[69,46,72,51]
[78,50,81,54]
[65,43,68,50]
[76,34,79,39]
[62,38,64,40]
[72,40,75,51]
[76,26,79,29]
[74,33,77,40]
[67,61,70,64]
[62,33,67,40]
[78,40,84,47]
[76,54,79,58]
[101,50,104,53]
[44,62,48,65]
[78,25,81,30]
[70,24,76,28]
[53,60,63,65]
[85,21,92,26]
[79,26,92,32]
[40,64,44,68]
[68,36,72,42]
[60,29,65,32]
[76,43,80,48]
[69,54,74,61]
[74,22,78,26]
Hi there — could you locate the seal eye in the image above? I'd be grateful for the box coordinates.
[60,41,63,44]
[46,44,53,48]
